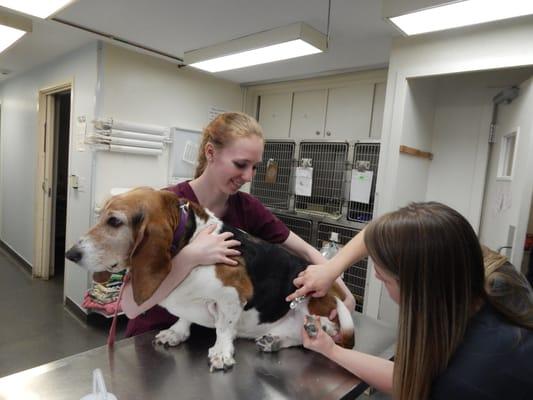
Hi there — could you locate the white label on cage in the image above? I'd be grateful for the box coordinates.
[350,170,373,204]
[182,141,199,165]
[295,167,313,197]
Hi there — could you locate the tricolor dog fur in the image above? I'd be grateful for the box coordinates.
[66,187,355,371]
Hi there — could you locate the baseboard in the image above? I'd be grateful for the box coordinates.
[65,296,89,322]
[0,239,32,274]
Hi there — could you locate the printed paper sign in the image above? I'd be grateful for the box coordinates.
[350,170,373,204]
[295,167,313,197]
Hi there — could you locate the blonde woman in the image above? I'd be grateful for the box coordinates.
[125,112,355,336]
[289,202,533,399]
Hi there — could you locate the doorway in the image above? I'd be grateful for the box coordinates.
[33,83,72,279]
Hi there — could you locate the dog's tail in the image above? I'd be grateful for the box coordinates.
[335,296,355,348]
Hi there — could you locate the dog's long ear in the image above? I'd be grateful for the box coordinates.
[129,210,173,305]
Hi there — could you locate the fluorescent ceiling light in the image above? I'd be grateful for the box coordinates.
[185,22,327,73]
[0,24,26,53]
[388,0,533,36]
[0,11,31,53]
[0,0,75,19]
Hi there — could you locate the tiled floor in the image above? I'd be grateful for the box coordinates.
[0,246,126,378]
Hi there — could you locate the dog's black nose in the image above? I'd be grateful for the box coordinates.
[65,246,83,263]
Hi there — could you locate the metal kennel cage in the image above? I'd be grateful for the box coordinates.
[317,222,367,313]
[347,142,380,223]
[273,212,313,245]
[251,140,295,210]
[295,141,349,218]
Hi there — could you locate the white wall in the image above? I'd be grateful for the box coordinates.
[426,79,495,231]
[392,79,437,209]
[93,44,243,206]
[0,43,98,264]
[0,43,99,307]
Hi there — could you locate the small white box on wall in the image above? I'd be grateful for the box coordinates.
[168,127,202,185]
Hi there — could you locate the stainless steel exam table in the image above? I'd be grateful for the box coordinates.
[0,313,395,400]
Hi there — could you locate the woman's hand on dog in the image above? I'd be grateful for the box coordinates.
[183,224,241,266]
[286,264,338,302]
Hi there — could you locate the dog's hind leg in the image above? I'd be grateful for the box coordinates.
[255,333,302,352]
[208,292,242,372]
[154,317,191,347]
[255,314,304,352]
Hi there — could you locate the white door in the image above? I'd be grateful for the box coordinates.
[479,77,533,269]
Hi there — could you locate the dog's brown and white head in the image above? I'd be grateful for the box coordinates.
[65,187,184,304]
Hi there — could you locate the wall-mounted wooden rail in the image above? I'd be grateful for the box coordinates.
[399,145,433,160]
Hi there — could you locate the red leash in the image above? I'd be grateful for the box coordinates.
[107,273,130,347]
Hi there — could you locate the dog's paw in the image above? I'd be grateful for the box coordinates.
[153,329,188,347]
[255,334,282,353]
[208,350,236,372]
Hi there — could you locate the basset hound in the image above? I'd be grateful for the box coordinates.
[66,187,355,371]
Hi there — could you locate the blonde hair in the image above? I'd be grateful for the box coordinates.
[364,202,532,400]
[194,112,264,178]
[482,245,533,328]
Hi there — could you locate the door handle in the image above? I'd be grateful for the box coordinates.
[70,175,80,190]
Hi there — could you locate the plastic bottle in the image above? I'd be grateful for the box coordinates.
[320,232,340,260]
[320,232,341,277]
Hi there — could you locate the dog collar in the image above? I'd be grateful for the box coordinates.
[170,201,189,255]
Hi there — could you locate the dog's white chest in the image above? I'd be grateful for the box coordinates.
[159,266,227,327]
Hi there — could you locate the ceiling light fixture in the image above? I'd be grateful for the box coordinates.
[0,11,31,53]
[0,0,76,19]
[184,22,328,73]
[385,0,533,36]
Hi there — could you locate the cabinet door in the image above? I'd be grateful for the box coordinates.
[324,83,374,141]
[289,89,327,140]
[258,92,293,139]
[370,82,386,139]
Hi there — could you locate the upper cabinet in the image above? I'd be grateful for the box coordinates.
[258,92,293,139]
[245,69,387,141]
[289,83,375,140]
[323,83,375,141]
[289,89,328,140]
[249,69,388,141]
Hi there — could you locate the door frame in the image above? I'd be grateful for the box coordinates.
[511,122,533,269]
[33,81,72,279]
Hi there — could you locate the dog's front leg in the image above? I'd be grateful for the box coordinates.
[208,296,242,372]
[154,317,191,347]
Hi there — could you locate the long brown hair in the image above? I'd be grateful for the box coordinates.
[194,112,263,178]
[364,202,486,400]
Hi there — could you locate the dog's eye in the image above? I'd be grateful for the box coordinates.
[107,216,123,228]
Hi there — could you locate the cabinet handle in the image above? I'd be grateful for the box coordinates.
[326,131,331,136]
[315,131,321,136]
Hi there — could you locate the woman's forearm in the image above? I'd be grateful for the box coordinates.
[169,246,198,278]
[324,345,394,394]
[326,228,369,276]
